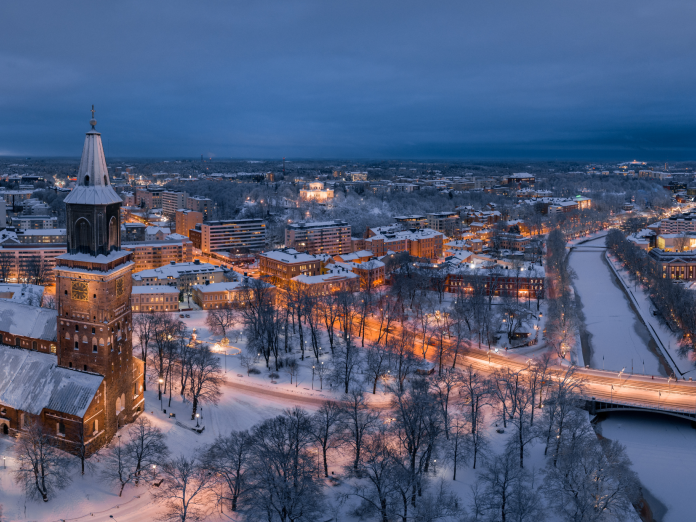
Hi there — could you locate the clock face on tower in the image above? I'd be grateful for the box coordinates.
[71,281,89,301]
[116,278,124,297]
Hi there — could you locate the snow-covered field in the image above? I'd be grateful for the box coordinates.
[570,236,665,376]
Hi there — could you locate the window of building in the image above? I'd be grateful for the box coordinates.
[57,421,65,436]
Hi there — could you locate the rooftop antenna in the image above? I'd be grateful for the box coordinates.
[90,105,97,130]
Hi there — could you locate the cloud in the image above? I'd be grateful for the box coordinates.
[0,0,695,159]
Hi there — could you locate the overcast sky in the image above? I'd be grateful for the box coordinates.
[1,0,695,160]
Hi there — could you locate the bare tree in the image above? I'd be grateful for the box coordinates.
[202,430,255,512]
[239,354,254,376]
[311,401,346,477]
[187,344,223,420]
[285,357,299,386]
[349,427,399,522]
[13,421,73,502]
[205,304,236,340]
[133,311,156,391]
[431,368,460,439]
[342,389,381,471]
[543,431,639,522]
[153,455,215,522]
[102,434,135,497]
[127,417,170,485]
[332,339,361,394]
[365,342,392,395]
[248,408,325,521]
[388,326,423,393]
[459,365,489,470]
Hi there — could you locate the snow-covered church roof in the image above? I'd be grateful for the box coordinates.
[64,108,122,206]
[0,300,57,341]
[0,345,102,417]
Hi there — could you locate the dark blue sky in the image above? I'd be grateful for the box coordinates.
[1,0,695,160]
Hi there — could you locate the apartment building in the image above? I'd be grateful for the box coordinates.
[291,264,359,295]
[135,186,163,209]
[259,249,324,286]
[285,220,351,256]
[659,213,696,235]
[11,215,58,230]
[426,212,461,234]
[0,190,33,210]
[175,209,203,237]
[122,238,193,272]
[162,191,188,218]
[394,215,427,229]
[16,229,66,244]
[192,219,266,254]
[0,244,67,283]
[186,196,211,219]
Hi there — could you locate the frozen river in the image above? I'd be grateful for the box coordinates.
[569,236,667,376]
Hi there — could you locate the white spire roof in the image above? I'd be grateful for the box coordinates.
[64,107,122,206]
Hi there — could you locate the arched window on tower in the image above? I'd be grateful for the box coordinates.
[104,175,108,185]
[108,216,118,251]
[84,175,90,186]
[75,218,92,254]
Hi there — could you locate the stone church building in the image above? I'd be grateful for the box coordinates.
[0,111,145,454]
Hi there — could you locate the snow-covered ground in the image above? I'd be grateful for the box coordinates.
[570,236,665,376]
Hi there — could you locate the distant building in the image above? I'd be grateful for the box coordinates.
[122,238,193,272]
[503,173,536,186]
[15,229,66,244]
[161,191,188,219]
[259,248,326,286]
[11,215,58,230]
[191,280,274,310]
[427,212,461,235]
[285,220,351,256]
[122,222,147,242]
[299,182,334,202]
[145,226,171,241]
[291,264,359,295]
[192,219,266,254]
[186,196,211,219]
[175,209,203,238]
[394,215,427,229]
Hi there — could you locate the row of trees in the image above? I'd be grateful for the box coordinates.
[606,229,695,360]
[9,357,640,521]
[543,228,580,362]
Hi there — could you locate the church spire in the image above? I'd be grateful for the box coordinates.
[63,106,121,205]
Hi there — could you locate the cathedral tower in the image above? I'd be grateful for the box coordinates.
[54,108,144,444]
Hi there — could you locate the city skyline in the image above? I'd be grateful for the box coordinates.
[1,0,696,160]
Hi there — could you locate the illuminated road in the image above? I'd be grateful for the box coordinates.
[359,316,696,417]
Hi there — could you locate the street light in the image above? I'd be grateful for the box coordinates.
[196,413,200,428]
[159,377,164,411]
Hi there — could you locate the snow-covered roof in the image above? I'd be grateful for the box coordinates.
[0,301,56,340]
[146,226,171,235]
[132,262,222,281]
[193,281,246,293]
[260,249,319,264]
[0,345,102,417]
[131,286,179,294]
[57,250,131,264]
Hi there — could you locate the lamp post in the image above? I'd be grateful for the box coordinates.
[159,377,164,411]
[610,384,614,404]
[312,366,315,390]
[196,413,200,428]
